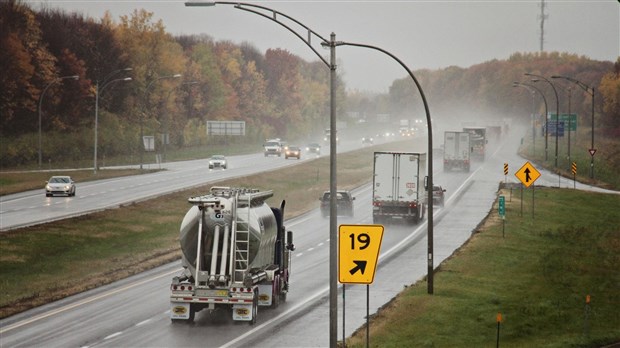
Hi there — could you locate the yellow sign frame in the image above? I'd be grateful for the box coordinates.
[338,225,384,284]
[514,161,541,188]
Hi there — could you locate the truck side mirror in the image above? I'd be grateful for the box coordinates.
[424,176,429,190]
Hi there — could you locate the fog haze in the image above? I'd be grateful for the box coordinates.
[32,0,619,93]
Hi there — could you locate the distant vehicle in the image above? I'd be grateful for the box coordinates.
[372,152,426,224]
[285,146,301,159]
[443,131,471,172]
[362,136,374,145]
[323,128,339,145]
[45,176,76,197]
[208,155,227,169]
[263,139,283,157]
[306,143,321,155]
[432,185,446,207]
[319,190,355,217]
[463,127,487,161]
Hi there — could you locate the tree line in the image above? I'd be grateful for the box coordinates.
[2,0,618,168]
[1,1,342,166]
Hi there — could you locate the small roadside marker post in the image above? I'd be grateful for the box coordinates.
[572,162,577,189]
[496,312,502,348]
[499,195,506,238]
[584,294,591,337]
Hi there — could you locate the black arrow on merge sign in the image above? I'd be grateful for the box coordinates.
[524,168,531,182]
[349,260,367,275]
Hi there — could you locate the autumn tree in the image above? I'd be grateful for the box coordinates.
[598,58,620,136]
[0,0,57,136]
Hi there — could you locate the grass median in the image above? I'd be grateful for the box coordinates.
[345,187,620,347]
[0,140,414,319]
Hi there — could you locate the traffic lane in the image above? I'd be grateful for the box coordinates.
[0,138,373,231]
[0,153,317,231]
[244,138,514,347]
[0,183,419,348]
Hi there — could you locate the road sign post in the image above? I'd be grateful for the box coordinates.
[499,195,506,238]
[339,225,384,348]
[515,162,541,218]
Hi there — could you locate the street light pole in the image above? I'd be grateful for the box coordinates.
[526,73,560,168]
[184,2,339,345]
[94,69,132,174]
[335,40,435,294]
[141,74,182,170]
[552,75,596,178]
[514,82,548,161]
[38,75,79,168]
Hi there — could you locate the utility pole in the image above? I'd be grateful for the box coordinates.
[538,0,548,52]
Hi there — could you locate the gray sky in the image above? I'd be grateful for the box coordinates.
[32,0,619,93]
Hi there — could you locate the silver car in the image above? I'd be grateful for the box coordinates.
[208,155,227,169]
[45,176,76,197]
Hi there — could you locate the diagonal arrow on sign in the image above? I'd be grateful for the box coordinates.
[349,260,367,275]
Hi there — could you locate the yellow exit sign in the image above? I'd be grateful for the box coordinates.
[338,225,384,284]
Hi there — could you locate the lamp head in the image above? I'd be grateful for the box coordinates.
[185,1,216,6]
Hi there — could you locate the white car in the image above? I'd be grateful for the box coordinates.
[208,155,227,169]
[45,176,76,197]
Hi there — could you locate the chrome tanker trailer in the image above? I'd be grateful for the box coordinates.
[170,186,295,324]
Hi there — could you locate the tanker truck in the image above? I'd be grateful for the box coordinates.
[170,186,295,324]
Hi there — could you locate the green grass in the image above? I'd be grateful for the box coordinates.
[0,140,411,318]
[345,188,620,348]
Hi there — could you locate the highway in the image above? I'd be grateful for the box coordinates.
[1,126,616,347]
[0,138,367,232]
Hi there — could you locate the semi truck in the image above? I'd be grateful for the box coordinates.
[443,131,471,172]
[372,152,426,224]
[462,126,487,161]
[170,186,295,324]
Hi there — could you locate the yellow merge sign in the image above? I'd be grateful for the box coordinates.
[515,161,541,188]
[338,225,384,284]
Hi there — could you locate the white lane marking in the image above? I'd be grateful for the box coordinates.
[136,319,152,327]
[103,331,123,340]
[307,247,314,252]
[0,268,180,334]
[295,253,303,257]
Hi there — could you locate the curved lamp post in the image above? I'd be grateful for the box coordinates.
[141,73,182,170]
[333,41,435,295]
[525,73,560,168]
[552,75,595,178]
[184,1,341,345]
[94,68,133,174]
[38,75,79,168]
[513,82,548,160]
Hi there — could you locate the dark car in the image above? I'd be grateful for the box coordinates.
[45,175,76,197]
[285,146,301,159]
[319,190,355,217]
[432,185,446,206]
[306,143,321,155]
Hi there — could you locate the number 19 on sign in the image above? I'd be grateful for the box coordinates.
[338,225,384,284]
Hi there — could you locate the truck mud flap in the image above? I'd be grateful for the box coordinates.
[233,303,254,321]
[258,284,273,306]
[170,302,191,320]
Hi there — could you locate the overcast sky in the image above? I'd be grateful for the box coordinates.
[32,0,619,93]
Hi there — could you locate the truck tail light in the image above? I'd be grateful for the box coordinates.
[373,201,381,207]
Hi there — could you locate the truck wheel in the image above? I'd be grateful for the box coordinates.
[187,305,195,323]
